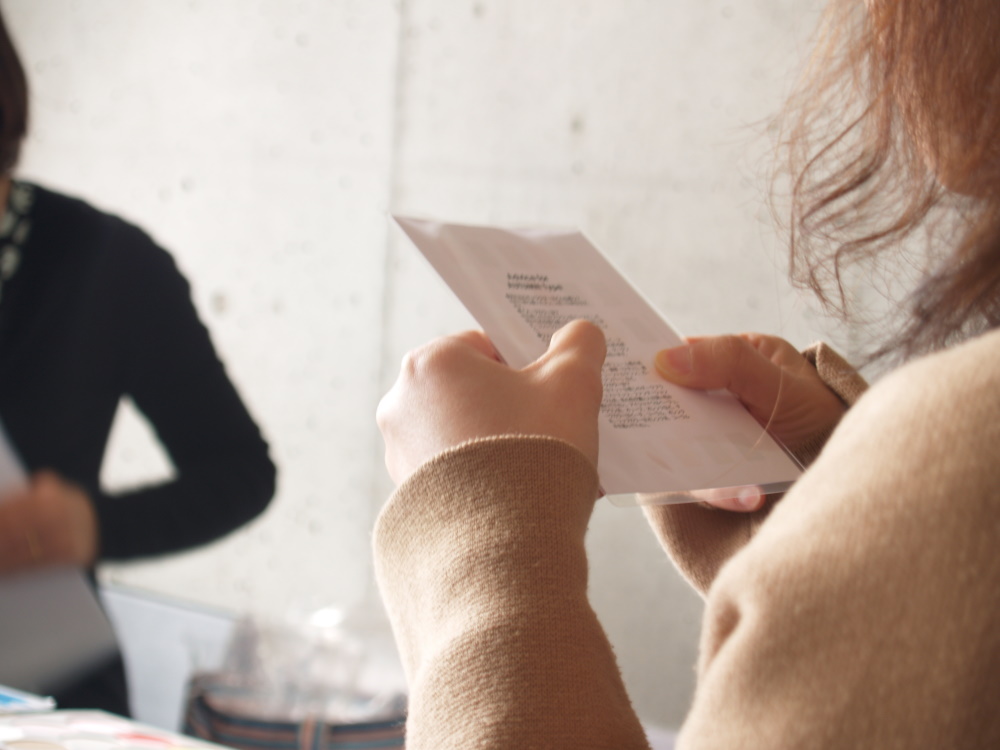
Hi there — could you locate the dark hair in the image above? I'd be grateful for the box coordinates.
[775,0,1000,361]
[0,6,27,176]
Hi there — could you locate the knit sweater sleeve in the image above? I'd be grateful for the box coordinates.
[92,223,276,558]
[640,341,867,594]
[373,435,651,750]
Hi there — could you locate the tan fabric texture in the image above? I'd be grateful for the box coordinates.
[373,330,1000,749]
[374,436,650,749]
[796,340,869,463]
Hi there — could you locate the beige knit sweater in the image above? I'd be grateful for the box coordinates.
[373,331,1000,749]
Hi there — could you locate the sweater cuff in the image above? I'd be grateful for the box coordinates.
[801,342,868,406]
[793,342,868,467]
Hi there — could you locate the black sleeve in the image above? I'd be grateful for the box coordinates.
[90,224,276,559]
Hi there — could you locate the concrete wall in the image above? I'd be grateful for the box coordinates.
[6,0,833,730]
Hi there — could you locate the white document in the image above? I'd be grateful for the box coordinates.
[0,420,119,696]
[393,215,802,500]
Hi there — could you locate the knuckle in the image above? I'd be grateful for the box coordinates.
[574,318,607,346]
[552,319,607,366]
[374,396,391,430]
[572,317,601,335]
[705,335,755,391]
[716,334,750,361]
[390,336,468,397]
[399,340,447,380]
[744,332,792,360]
[585,323,608,355]
[399,347,423,377]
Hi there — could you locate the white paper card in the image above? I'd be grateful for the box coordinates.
[392,216,802,499]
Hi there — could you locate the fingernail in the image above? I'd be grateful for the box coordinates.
[655,346,692,376]
[736,487,762,510]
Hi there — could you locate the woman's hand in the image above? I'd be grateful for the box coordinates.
[0,471,99,575]
[654,334,846,511]
[377,320,607,485]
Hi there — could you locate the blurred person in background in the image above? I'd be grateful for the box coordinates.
[0,6,276,716]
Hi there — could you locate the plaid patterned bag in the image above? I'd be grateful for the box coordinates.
[183,674,406,750]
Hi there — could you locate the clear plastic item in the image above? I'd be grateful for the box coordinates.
[190,601,405,726]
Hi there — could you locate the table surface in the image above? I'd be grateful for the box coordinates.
[0,709,227,750]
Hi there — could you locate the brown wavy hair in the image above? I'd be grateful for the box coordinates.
[0,6,27,176]
[777,0,1000,361]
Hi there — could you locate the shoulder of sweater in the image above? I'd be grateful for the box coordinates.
[856,328,1000,416]
[26,182,166,265]
[771,328,1000,530]
[29,182,127,230]
[705,330,1000,597]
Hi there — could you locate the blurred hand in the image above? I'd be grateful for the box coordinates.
[655,334,846,512]
[0,471,99,575]
[378,320,607,485]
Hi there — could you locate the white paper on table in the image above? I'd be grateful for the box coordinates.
[0,418,119,696]
[392,215,803,501]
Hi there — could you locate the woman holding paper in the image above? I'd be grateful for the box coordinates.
[374,0,1000,747]
[0,12,276,716]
